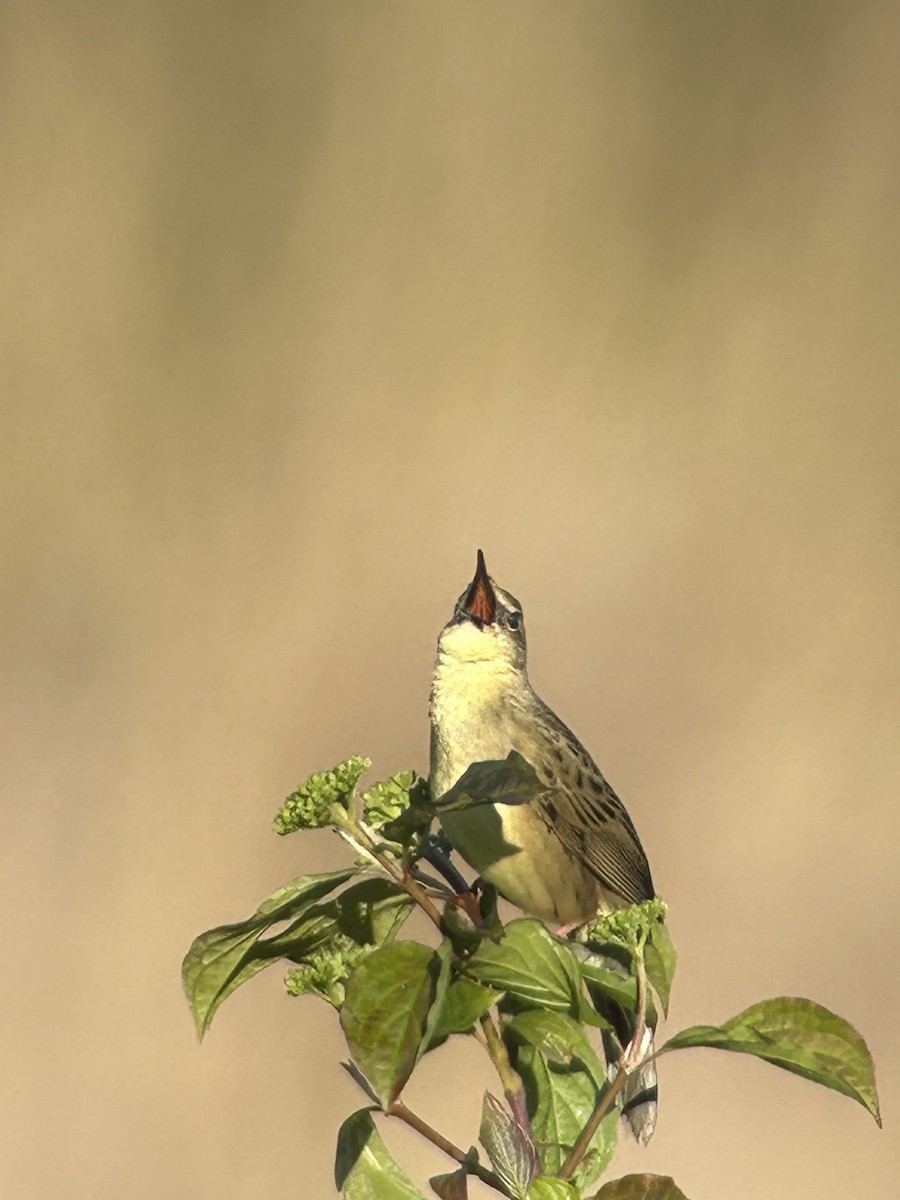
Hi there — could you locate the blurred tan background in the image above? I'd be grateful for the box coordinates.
[3,2,899,1197]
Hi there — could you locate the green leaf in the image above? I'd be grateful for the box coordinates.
[506,1011,607,1083]
[568,944,637,1011]
[465,920,583,1015]
[333,877,416,944]
[182,867,358,1038]
[514,1041,617,1191]
[570,943,658,1045]
[529,1179,581,1200]
[426,978,501,1048]
[643,922,676,1017]
[592,1175,689,1200]
[661,996,881,1126]
[335,1108,426,1200]
[341,1060,381,1106]
[277,877,414,959]
[432,751,544,813]
[420,941,454,1054]
[341,941,440,1108]
[480,1092,539,1200]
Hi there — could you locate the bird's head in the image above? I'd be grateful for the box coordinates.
[438,550,527,672]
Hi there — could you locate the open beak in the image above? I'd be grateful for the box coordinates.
[463,549,496,626]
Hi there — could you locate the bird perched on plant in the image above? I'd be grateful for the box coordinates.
[430,550,655,924]
[429,550,658,1140]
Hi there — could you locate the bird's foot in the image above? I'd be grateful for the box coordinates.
[451,889,484,926]
[555,918,584,938]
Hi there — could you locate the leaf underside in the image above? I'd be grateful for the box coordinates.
[528,1178,581,1200]
[662,996,881,1126]
[182,868,359,1038]
[335,1108,426,1199]
[643,921,677,1017]
[465,920,584,1015]
[592,1174,690,1200]
[341,941,440,1108]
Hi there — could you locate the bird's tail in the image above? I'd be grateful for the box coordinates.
[602,1024,658,1145]
[620,1028,658,1145]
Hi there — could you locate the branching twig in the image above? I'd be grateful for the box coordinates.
[388,1100,509,1195]
[478,1012,533,1142]
[337,819,445,930]
[561,931,655,1179]
[558,1064,630,1181]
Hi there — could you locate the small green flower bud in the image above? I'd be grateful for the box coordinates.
[284,937,369,1008]
[273,757,371,835]
[362,772,432,853]
[362,771,417,829]
[584,897,668,950]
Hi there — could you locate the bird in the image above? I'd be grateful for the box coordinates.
[429,549,658,1141]
[430,549,654,925]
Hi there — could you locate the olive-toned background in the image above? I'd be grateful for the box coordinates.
[3,3,898,1198]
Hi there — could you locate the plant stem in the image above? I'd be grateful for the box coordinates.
[560,933,656,1179]
[394,864,444,928]
[339,818,445,930]
[478,1013,519,1100]
[629,950,649,1068]
[388,1100,509,1195]
[558,1065,629,1181]
[478,1013,532,1139]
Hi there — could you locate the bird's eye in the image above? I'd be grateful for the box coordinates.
[506,611,522,631]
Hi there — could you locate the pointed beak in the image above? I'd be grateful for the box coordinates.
[463,549,496,626]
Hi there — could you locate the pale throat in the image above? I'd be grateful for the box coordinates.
[431,647,527,784]
[432,645,522,712]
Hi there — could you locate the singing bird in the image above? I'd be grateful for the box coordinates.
[430,550,654,925]
[429,550,658,1141]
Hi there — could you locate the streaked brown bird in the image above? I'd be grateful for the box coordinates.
[430,550,655,922]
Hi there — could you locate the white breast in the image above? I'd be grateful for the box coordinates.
[430,649,601,924]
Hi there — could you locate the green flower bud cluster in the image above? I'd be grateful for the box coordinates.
[362,770,418,829]
[284,936,369,1008]
[584,896,668,951]
[362,772,432,853]
[273,757,371,835]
